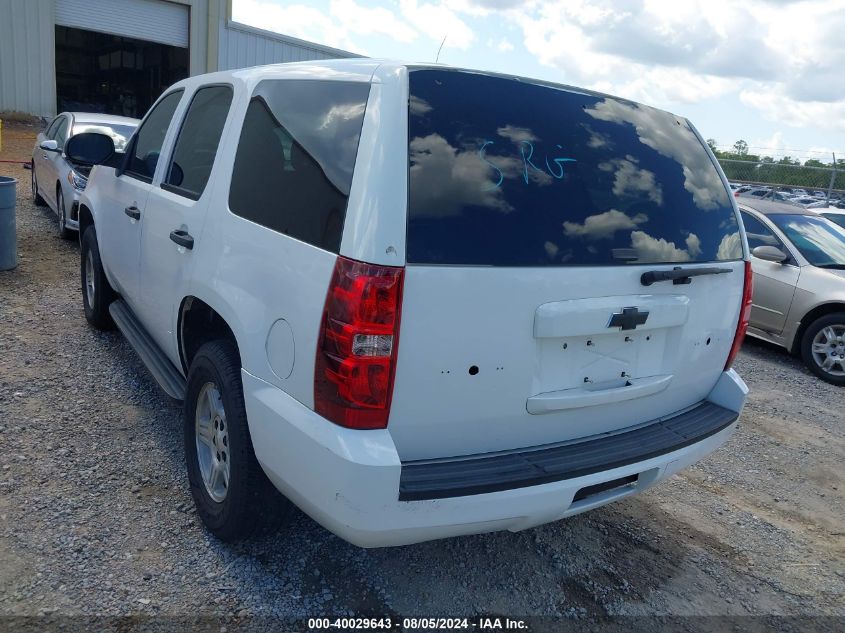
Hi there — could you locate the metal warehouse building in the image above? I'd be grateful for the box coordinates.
[0,0,356,118]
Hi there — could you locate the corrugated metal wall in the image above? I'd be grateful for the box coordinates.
[56,0,190,48]
[217,21,358,71]
[0,0,56,117]
[0,0,358,118]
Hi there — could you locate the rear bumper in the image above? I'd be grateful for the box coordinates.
[244,369,747,548]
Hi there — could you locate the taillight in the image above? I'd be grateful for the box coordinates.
[725,260,753,370]
[314,256,404,429]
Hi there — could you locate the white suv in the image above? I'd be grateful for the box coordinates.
[69,60,751,547]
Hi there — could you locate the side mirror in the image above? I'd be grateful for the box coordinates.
[64,132,115,166]
[752,245,789,264]
[39,139,59,152]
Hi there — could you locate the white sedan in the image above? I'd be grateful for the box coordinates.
[31,112,138,238]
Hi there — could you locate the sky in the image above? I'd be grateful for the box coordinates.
[231,0,845,162]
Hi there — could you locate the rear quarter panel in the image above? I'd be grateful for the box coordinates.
[185,69,382,407]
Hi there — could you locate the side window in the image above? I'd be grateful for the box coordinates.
[741,211,785,252]
[54,117,70,149]
[125,90,183,182]
[228,79,371,253]
[163,85,233,200]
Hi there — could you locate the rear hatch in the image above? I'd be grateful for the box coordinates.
[389,69,746,461]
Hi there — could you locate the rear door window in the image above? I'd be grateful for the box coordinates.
[407,69,741,266]
[228,79,370,253]
[163,85,233,200]
[125,90,183,182]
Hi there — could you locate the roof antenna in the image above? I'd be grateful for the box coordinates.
[435,35,447,63]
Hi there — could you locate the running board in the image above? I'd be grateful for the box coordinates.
[109,300,186,401]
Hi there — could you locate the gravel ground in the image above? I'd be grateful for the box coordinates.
[1,125,843,629]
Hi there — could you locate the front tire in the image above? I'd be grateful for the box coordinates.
[184,340,292,541]
[31,163,46,206]
[57,186,73,240]
[80,227,115,330]
[801,313,845,386]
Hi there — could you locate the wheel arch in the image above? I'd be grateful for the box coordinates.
[78,203,94,241]
[178,296,243,375]
[791,302,845,354]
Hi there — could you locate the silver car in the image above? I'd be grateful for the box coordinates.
[31,112,138,238]
[819,207,845,229]
[739,200,845,385]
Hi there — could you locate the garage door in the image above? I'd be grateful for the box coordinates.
[56,0,189,48]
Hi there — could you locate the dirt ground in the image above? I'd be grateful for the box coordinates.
[0,122,843,630]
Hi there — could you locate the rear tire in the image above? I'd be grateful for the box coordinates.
[800,313,845,386]
[31,163,46,206]
[184,340,292,541]
[80,227,115,330]
[57,186,73,240]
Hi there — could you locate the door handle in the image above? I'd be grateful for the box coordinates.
[42,154,48,159]
[169,229,194,250]
[124,205,141,220]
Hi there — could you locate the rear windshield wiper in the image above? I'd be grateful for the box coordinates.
[641,266,733,286]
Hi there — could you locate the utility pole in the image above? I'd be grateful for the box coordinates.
[828,152,837,204]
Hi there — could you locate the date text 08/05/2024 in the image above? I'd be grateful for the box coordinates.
[307,617,529,630]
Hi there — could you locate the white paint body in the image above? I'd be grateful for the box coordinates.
[80,60,749,547]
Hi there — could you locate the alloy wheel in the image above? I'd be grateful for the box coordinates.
[58,189,66,233]
[84,250,95,308]
[810,324,845,377]
[195,382,230,503]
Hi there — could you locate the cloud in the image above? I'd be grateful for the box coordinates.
[409,95,433,116]
[497,38,514,52]
[232,0,844,139]
[630,231,693,263]
[500,0,844,130]
[563,209,648,239]
[329,0,418,43]
[740,89,845,132]
[586,98,730,210]
[233,0,418,53]
[467,0,525,9]
[398,0,476,50]
[717,232,743,260]
[598,155,663,205]
[408,133,513,217]
[496,125,537,143]
[686,233,702,258]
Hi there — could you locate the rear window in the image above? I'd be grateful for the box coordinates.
[229,79,370,253]
[407,70,741,266]
[73,123,136,151]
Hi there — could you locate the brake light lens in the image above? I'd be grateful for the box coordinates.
[725,260,753,370]
[314,256,404,429]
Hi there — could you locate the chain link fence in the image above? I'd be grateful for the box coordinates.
[717,158,843,197]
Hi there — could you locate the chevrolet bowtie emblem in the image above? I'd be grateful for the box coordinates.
[608,307,649,331]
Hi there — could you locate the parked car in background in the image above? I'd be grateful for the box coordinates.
[790,196,828,209]
[819,208,845,229]
[739,200,845,385]
[70,60,750,547]
[739,188,797,204]
[32,112,138,238]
